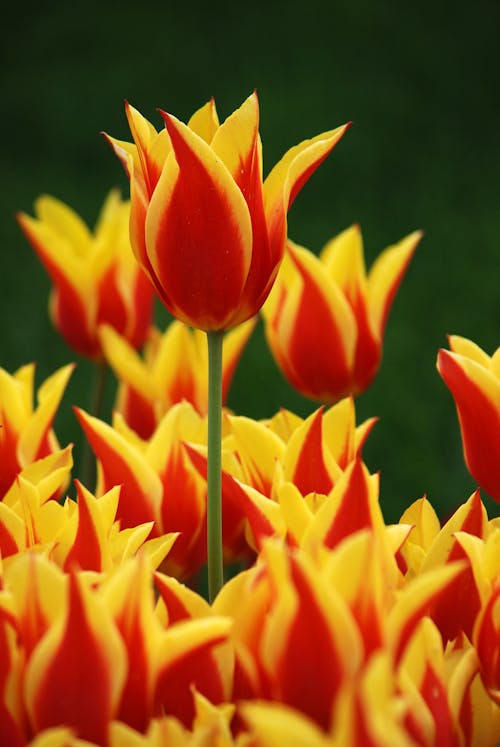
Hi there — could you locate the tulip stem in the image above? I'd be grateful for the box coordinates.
[206,329,224,602]
[80,359,108,488]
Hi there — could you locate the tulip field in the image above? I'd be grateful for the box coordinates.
[0,93,499,746]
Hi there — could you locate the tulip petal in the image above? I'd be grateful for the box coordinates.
[228,414,284,496]
[266,244,356,401]
[124,101,162,196]
[305,459,382,551]
[448,335,493,367]
[242,702,330,747]
[368,230,422,338]
[17,364,73,467]
[283,408,340,496]
[263,124,350,256]
[261,543,361,731]
[187,98,220,143]
[387,562,466,665]
[210,93,273,324]
[437,348,500,502]
[25,573,127,744]
[154,616,232,726]
[17,212,97,356]
[319,224,381,392]
[63,481,115,573]
[210,92,261,200]
[75,408,162,530]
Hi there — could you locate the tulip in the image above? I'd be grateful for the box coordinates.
[437,336,500,502]
[75,402,210,579]
[397,618,482,747]
[106,92,348,332]
[106,91,348,600]
[262,225,421,401]
[17,190,154,359]
[99,317,256,439]
[0,363,73,500]
[184,401,377,557]
[25,571,127,745]
[453,527,500,705]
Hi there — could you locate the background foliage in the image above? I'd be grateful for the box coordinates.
[2,0,499,521]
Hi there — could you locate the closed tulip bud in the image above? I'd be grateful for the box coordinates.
[105,93,349,331]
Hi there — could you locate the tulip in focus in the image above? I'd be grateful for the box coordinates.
[17,190,154,359]
[437,335,500,502]
[262,225,422,402]
[106,92,349,331]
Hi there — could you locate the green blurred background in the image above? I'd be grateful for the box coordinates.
[2,0,499,521]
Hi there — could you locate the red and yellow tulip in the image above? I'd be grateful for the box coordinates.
[99,317,256,439]
[106,93,348,331]
[75,402,209,579]
[0,363,73,500]
[185,399,377,557]
[17,191,154,359]
[0,554,232,746]
[263,225,421,401]
[437,336,500,502]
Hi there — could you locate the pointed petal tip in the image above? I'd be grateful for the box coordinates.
[436,346,452,372]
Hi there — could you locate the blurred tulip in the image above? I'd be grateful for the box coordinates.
[216,540,362,730]
[106,93,348,331]
[437,336,500,502]
[0,363,73,500]
[454,527,500,705]
[18,190,154,359]
[25,571,127,744]
[1,553,232,745]
[263,226,421,401]
[99,317,256,439]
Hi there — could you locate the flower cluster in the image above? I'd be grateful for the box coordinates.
[2,92,499,746]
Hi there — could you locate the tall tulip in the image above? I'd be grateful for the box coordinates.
[437,336,500,503]
[262,225,421,402]
[105,92,348,332]
[106,91,348,600]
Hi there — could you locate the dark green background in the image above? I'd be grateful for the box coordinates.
[2,0,499,521]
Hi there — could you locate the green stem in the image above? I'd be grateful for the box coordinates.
[80,359,108,488]
[206,330,224,602]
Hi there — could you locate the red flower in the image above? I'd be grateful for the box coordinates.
[106,93,348,330]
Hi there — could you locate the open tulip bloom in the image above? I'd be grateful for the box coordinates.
[4,90,500,745]
[262,225,422,402]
